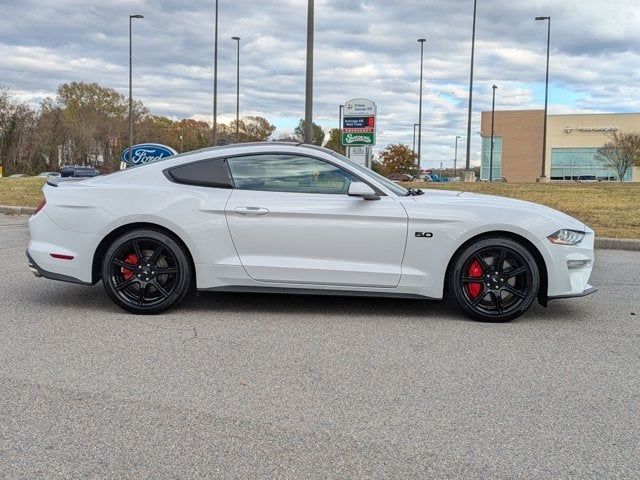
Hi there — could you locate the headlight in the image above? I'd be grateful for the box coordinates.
[547,229,585,245]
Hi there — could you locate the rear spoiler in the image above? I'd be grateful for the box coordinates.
[46,177,88,187]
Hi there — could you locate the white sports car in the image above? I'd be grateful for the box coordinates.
[26,143,596,322]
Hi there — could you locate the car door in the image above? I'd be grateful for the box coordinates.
[224,153,408,287]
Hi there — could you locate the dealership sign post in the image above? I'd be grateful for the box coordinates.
[120,143,177,169]
[341,98,376,147]
[341,98,376,167]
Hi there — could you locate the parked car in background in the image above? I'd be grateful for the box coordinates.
[429,174,449,183]
[387,173,414,182]
[60,166,100,178]
[491,177,508,183]
[576,175,599,183]
[37,171,61,178]
[8,173,29,178]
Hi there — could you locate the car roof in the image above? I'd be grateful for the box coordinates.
[176,142,328,157]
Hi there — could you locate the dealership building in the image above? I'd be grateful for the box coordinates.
[479,111,640,182]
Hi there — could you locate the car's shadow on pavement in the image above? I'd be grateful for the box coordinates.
[183,290,586,325]
[23,280,586,325]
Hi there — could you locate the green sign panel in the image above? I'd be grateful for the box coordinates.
[341,132,375,146]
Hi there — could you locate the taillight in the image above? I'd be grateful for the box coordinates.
[34,198,46,215]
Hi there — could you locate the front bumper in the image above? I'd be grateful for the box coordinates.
[540,229,596,299]
[548,285,597,301]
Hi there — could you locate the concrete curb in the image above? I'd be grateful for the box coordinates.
[2,205,640,251]
[594,237,640,251]
[0,205,35,215]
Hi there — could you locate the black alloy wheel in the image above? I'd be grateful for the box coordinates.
[448,237,540,322]
[101,229,192,314]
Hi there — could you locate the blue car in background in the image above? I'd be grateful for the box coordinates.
[429,173,449,183]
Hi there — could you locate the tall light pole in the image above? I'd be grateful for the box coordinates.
[413,123,419,156]
[212,0,219,146]
[417,38,426,171]
[231,36,240,143]
[128,14,143,167]
[304,0,314,143]
[454,135,462,177]
[489,85,498,182]
[535,16,551,180]
[465,0,478,174]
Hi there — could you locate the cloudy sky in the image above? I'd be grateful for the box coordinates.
[1,0,639,167]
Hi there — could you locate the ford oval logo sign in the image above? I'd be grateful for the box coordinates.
[121,143,177,166]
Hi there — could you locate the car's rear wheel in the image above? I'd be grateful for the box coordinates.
[448,237,540,322]
[101,229,192,314]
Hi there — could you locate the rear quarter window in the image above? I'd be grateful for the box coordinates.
[165,158,233,189]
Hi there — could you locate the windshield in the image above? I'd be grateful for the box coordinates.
[329,152,408,196]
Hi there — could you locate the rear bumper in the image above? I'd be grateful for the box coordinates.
[26,249,91,285]
[27,210,96,284]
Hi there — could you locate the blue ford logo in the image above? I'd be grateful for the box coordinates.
[121,143,177,166]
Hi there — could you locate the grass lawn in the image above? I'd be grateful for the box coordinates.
[410,181,640,240]
[1,177,638,239]
[0,177,47,208]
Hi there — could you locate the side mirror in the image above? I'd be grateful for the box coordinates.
[348,181,379,200]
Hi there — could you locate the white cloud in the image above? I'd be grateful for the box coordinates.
[0,0,638,168]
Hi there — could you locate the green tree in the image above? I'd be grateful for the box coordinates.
[377,144,419,177]
[324,128,345,155]
[596,131,640,182]
[294,119,325,145]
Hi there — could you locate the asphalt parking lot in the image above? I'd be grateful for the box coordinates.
[1,214,639,479]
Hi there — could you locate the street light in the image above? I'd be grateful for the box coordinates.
[454,135,462,177]
[304,0,314,143]
[417,38,426,171]
[212,0,219,146]
[231,36,241,143]
[489,85,498,182]
[535,16,551,180]
[413,123,419,156]
[128,14,143,168]
[465,0,478,175]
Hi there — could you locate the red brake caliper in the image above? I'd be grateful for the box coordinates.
[121,253,138,281]
[466,259,484,299]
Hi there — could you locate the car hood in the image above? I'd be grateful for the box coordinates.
[407,189,587,232]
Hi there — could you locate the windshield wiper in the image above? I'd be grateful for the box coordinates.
[405,188,425,196]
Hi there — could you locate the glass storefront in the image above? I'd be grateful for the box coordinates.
[550,148,632,181]
[480,136,502,180]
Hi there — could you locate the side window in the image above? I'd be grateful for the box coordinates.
[227,154,359,194]
[165,158,233,189]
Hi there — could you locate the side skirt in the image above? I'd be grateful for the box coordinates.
[198,285,437,300]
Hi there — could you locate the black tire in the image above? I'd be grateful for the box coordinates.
[101,229,193,314]
[448,237,540,322]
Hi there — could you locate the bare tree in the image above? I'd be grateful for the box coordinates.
[596,131,640,182]
[0,81,282,175]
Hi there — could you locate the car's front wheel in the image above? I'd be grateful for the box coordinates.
[101,229,193,314]
[448,237,540,322]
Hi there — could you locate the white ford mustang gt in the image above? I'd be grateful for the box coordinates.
[26,143,596,322]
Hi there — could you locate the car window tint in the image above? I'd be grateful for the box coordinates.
[166,158,232,189]
[227,154,359,194]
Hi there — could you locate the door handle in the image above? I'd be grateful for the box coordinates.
[234,206,270,215]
